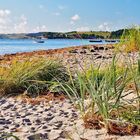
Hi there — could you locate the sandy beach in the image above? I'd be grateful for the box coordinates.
[0,96,140,140]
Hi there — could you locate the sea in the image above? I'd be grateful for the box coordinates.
[0,39,107,55]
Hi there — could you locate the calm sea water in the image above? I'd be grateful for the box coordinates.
[0,39,106,55]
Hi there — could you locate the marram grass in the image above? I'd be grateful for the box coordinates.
[0,58,69,97]
[116,26,140,52]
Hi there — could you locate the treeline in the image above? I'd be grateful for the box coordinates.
[0,29,129,39]
[27,30,126,39]
[27,31,111,39]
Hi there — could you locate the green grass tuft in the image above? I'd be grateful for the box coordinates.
[0,58,69,97]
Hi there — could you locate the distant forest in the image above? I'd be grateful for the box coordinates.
[26,29,127,39]
[0,29,128,39]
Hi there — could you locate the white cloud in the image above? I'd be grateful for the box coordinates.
[0,9,11,25]
[0,25,8,32]
[0,9,12,33]
[14,15,28,33]
[33,25,47,33]
[0,18,7,24]
[70,14,80,25]
[0,13,28,33]
[0,9,11,17]
[71,14,80,21]
[0,9,48,34]
[76,26,90,31]
[98,22,110,31]
[0,10,29,34]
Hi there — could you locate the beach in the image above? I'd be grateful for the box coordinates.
[0,97,140,140]
[0,44,140,140]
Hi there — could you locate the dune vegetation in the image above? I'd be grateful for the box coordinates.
[0,58,69,97]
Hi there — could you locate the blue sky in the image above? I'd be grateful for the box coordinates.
[0,0,139,33]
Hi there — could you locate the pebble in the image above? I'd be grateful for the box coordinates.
[0,98,79,140]
[27,133,48,140]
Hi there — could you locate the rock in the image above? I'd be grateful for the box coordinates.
[93,53,99,56]
[31,127,35,131]
[11,108,17,111]
[90,49,95,52]
[35,120,41,125]
[69,49,78,53]
[94,46,105,50]
[0,120,12,125]
[44,116,54,121]
[0,118,5,121]
[42,125,48,129]
[5,121,12,124]
[47,113,52,116]
[96,55,102,59]
[63,112,69,115]
[54,121,63,128]
[72,112,78,118]
[80,50,86,54]
[28,133,48,140]
[71,110,76,113]
[15,124,20,128]
[32,108,37,111]
[25,112,32,116]
[5,104,14,109]
[30,127,36,133]
[27,122,32,125]
[9,127,17,132]
[4,126,9,129]
[23,119,31,123]
[46,129,51,132]
[44,108,50,112]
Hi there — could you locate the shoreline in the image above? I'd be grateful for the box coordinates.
[0,44,114,62]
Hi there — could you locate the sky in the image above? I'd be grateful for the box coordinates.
[0,0,139,33]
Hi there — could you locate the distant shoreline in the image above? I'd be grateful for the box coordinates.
[0,29,125,40]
